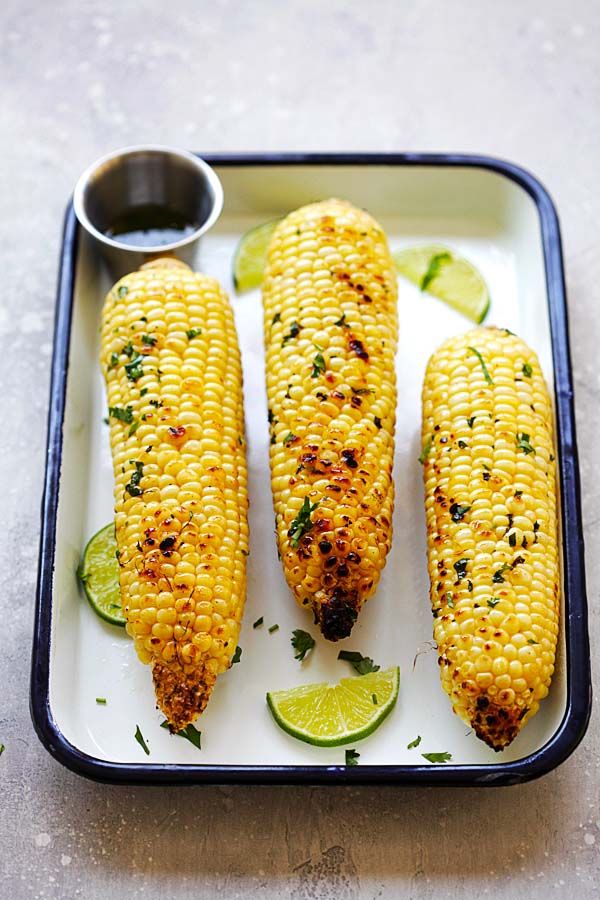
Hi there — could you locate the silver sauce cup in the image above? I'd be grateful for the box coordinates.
[73,145,223,279]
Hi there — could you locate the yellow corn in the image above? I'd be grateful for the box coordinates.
[262,199,398,640]
[100,258,248,731]
[421,326,559,750]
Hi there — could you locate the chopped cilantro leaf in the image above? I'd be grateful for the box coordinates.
[291,629,315,661]
[95,697,107,705]
[283,432,296,445]
[271,312,281,325]
[407,735,422,750]
[345,748,360,767]
[268,624,279,634]
[186,327,203,339]
[445,592,454,608]
[253,617,264,629]
[117,285,128,299]
[282,321,302,345]
[109,405,134,424]
[160,720,201,749]
[419,436,433,464]
[134,725,150,755]
[288,496,319,547]
[422,751,452,764]
[522,363,533,378]
[108,352,119,371]
[335,313,349,327]
[516,433,535,455]
[421,252,451,291]
[124,353,144,381]
[493,563,512,584]
[337,650,380,675]
[142,333,157,346]
[450,503,471,522]
[231,646,242,665]
[468,346,494,385]
[311,352,326,378]
[467,416,476,428]
[453,558,469,581]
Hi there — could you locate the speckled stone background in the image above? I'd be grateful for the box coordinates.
[1,1,598,898]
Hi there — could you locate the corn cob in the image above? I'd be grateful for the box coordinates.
[262,199,398,640]
[100,258,248,731]
[421,326,559,750]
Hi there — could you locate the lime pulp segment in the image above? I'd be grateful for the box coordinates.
[232,219,280,293]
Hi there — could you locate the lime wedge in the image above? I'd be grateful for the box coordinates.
[266,665,399,747]
[233,219,280,293]
[77,523,125,626]
[393,244,490,323]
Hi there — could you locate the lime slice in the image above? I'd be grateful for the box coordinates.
[393,244,490,323]
[266,665,399,747]
[78,523,125,626]
[232,219,280,292]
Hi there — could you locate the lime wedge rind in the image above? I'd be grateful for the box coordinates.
[233,219,280,293]
[393,244,490,324]
[266,666,400,747]
[78,522,125,627]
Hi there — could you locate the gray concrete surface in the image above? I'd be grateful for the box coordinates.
[1,1,598,897]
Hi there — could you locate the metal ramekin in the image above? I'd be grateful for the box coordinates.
[73,145,223,278]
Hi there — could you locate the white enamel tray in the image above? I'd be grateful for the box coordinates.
[31,154,591,785]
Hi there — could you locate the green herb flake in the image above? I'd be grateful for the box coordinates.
[421,252,451,292]
[458,440,468,449]
[509,532,517,548]
[291,629,315,662]
[140,387,148,397]
[186,327,203,340]
[268,624,279,634]
[124,353,144,382]
[253,617,264,629]
[345,748,360,767]
[445,592,454,608]
[109,405,134,424]
[372,694,378,705]
[117,285,129,299]
[231,646,242,665]
[160,720,201,750]
[335,313,350,328]
[515,489,523,498]
[134,725,150,756]
[467,416,476,428]
[337,650,380,675]
[311,351,326,378]
[487,598,500,608]
[453,558,469,581]
[125,461,144,497]
[493,563,512,584]
[351,387,375,396]
[283,432,297,445]
[122,340,134,358]
[128,420,141,437]
[272,312,281,325]
[419,436,433,464]
[108,352,119,371]
[522,363,533,378]
[516,433,536,455]
[95,697,107,705]
[422,751,452,764]
[407,735,422,749]
[288,496,319,547]
[282,321,302,345]
[450,503,471,522]
[527,639,539,645]
[142,333,157,346]
[0,743,4,756]
[468,346,494,385]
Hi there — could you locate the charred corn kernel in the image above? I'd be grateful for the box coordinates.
[421,326,559,750]
[262,199,398,640]
[100,258,248,731]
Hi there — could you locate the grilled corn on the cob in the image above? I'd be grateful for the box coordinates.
[421,326,559,750]
[262,199,398,640]
[100,258,248,731]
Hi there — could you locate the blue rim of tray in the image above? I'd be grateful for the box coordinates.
[30,152,591,786]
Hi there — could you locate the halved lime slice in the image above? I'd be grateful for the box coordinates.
[232,219,280,292]
[77,523,125,626]
[266,665,399,747]
[393,244,490,323]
